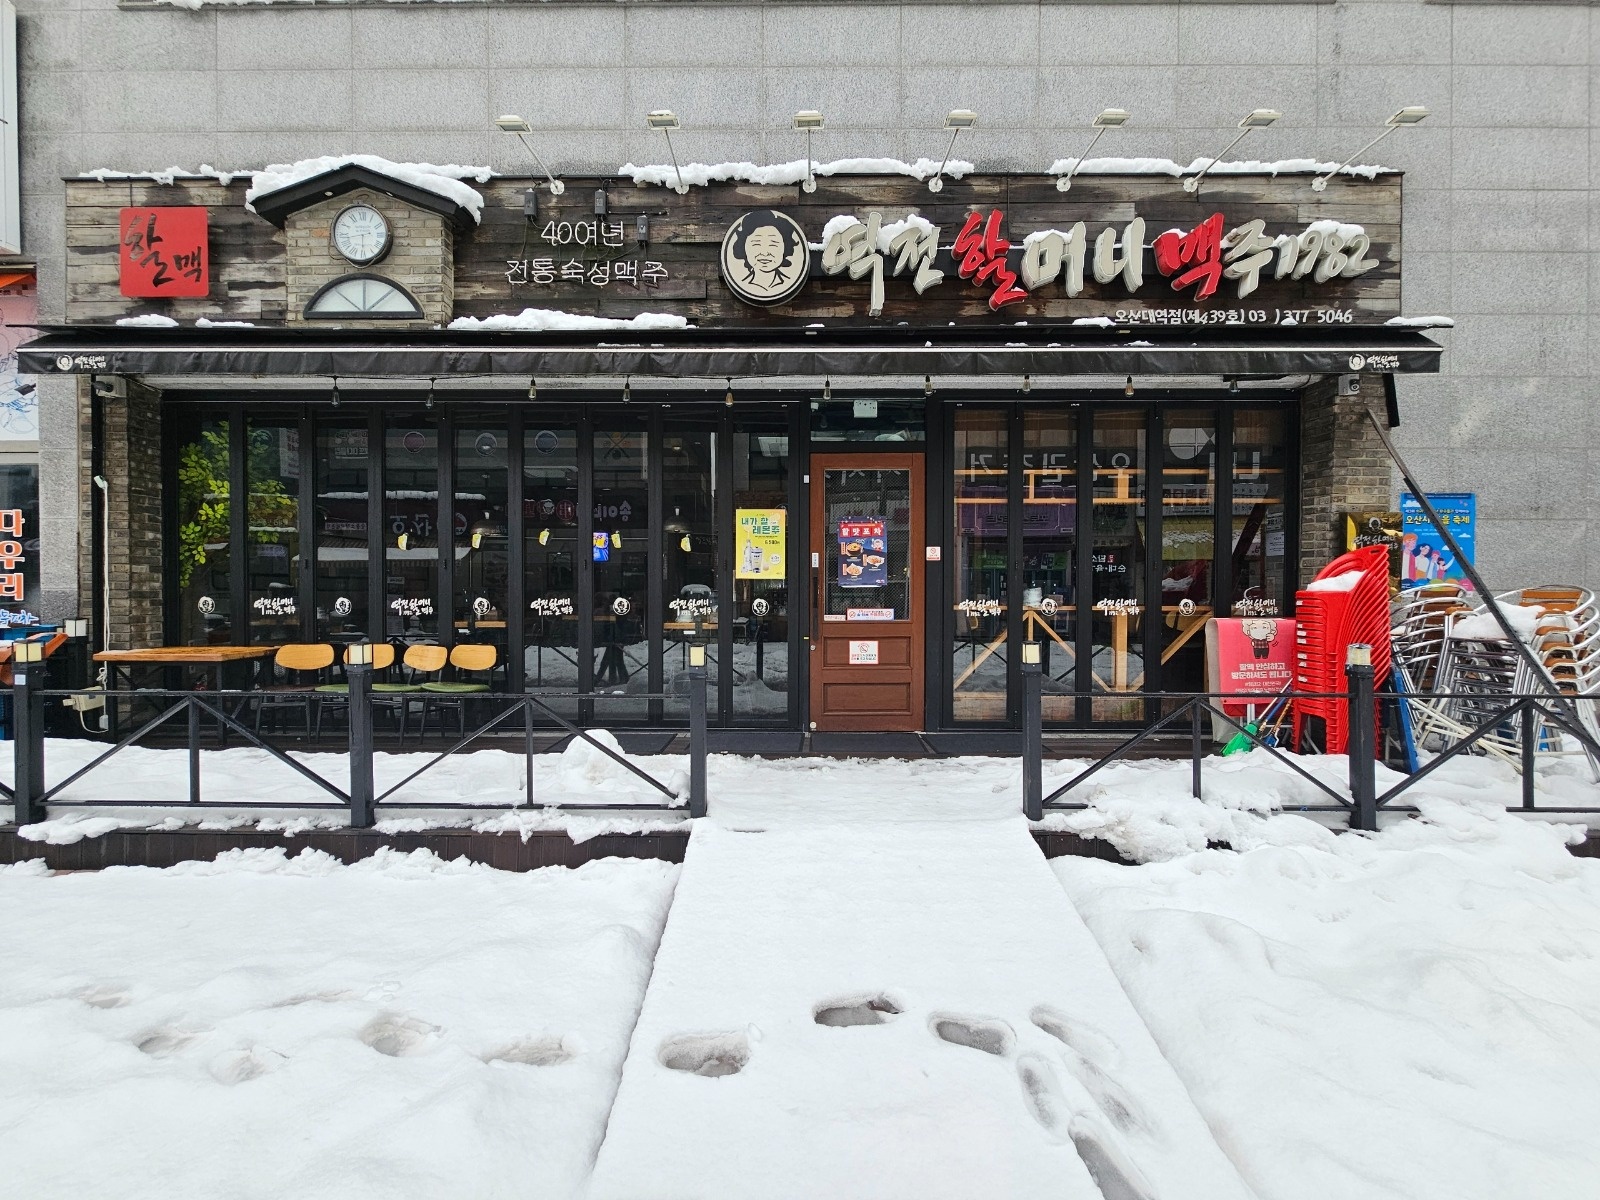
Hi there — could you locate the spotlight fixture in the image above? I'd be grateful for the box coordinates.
[823,377,832,401]
[528,377,537,401]
[623,376,632,403]
[929,109,977,193]
[724,377,734,407]
[1312,106,1429,192]
[331,375,340,408]
[1057,109,1131,192]
[646,110,689,194]
[1228,377,1241,395]
[794,110,824,193]
[924,374,934,396]
[494,114,566,195]
[1185,109,1281,194]
[1124,375,1135,397]
[425,378,435,410]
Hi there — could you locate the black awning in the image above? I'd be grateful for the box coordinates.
[20,323,1442,379]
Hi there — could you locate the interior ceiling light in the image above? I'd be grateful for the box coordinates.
[1312,106,1429,192]
[1057,109,1130,192]
[494,114,565,195]
[1185,109,1280,194]
[794,111,824,194]
[929,109,977,193]
[647,110,689,194]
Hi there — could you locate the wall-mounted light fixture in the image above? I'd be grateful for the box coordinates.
[1312,106,1428,192]
[494,114,566,195]
[1184,109,1280,194]
[331,375,341,408]
[646,110,689,194]
[928,109,977,193]
[724,378,734,407]
[1056,109,1129,192]
[794,110,824,193]
[425,378,435,411]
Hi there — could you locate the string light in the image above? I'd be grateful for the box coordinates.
[425,377,435,410]
[330,375,340,408]
[823,378,831,401]
[623,376,631,403]
[924,375,933,396]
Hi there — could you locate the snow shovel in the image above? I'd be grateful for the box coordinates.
[1222,685,1293,756]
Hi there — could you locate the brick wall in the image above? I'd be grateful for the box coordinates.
[79,380,165,651]
[1298,376,1395,585]
[285,188,452,328]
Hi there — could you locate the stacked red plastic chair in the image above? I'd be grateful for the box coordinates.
[1290,544,1393,754]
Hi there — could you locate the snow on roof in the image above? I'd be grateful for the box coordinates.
[115,314,179,328]
[619,158,974,189]
[1046,157,1393,179]
[80,165,252,187]
[1386,315,1456,329]
[244,156,494,224]
[448,308,690,333]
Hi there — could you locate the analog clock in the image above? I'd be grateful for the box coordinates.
[331,204,391,265]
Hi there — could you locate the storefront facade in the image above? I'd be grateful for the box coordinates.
[25,164,1438,735]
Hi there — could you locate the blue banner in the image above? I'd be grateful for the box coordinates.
[1399,492,1475,592]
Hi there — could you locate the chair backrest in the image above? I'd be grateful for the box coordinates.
[344,643,396,670]
[449,643,497,673]
[402,643,448,674]
[276,643,335,671]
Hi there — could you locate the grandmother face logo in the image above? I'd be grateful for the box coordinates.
[720,209,810,307]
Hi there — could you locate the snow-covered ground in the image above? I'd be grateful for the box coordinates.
[0,850,678,1200]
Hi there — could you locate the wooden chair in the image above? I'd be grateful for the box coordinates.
[252,643,335,737]
[420,643,498,737]
[311,643,397,738]
[370,643,447,741]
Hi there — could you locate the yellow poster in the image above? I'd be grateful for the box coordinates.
[735,508,786,579]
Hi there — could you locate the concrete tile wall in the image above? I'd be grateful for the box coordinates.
[11,0,1600,595]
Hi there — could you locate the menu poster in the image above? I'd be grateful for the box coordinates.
[838,518,887,588]
[736,508,787,579]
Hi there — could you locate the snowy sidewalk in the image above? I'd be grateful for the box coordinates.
[588,817,1254,1200]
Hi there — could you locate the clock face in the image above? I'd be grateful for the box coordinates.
[331,204,391,265]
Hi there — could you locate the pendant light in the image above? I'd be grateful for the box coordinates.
[724,377,734,407]
[623,376,632,403]
[425,377,435,410]
[330,374,341,408]
[1124,375,1135,397]
[528,377,537,400]
[823,377,832,401]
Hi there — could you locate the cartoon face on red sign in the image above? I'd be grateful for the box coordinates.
[119,207,209,298]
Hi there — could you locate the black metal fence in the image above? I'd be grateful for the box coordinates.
[1021,653,1600,829]
[7,658,709,828]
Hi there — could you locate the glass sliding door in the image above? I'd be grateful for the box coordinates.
[313,422,368,643]
[1158,411,1216,703]
[592,423,649,718]
[523,424,579,713]
[1230,409,1291,615]
[731,424,791,723]
[1088,411,1148,723]
[660,424,719,719]
[951,409,1008,722]
[245,417,300,644]
[383,419,440,642]
[453,422,509,684]
[1022,409,1078,724]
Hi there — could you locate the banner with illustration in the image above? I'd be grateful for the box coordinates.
[837,518,887,588]
[1399,493,1475,592]
[735,508,786,579]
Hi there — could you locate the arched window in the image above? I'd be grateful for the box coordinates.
[304,274,423,319]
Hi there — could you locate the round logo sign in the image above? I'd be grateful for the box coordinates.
[472,596,491,618]
[55,354,72,372]
[1039,597,1059,617]
[611,596,631,617]
[197,595,216,615]
[1178,598,1197,617]
[333,596,353,617]
[720,209,810,307]
[1348,354,1366,371]
[751,597,771,618]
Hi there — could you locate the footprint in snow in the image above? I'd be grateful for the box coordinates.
[1032,1006,1153,1137]
[658,1032,749,1077]
[208,1046,284,1085]
[483,1036,575,1067]
[1030,1005,1118,1069]
[1069,1116,1158,1200]
[360,1014,441,1058]
[1016,1053,1072,1142]
[136,1027,206,1058]
[813,994,903,1027]
[77,985,130,1010]
[929,1013,1015,1057]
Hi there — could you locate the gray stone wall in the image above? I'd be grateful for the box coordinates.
[285,186,452,326]
[11,0,1595,594]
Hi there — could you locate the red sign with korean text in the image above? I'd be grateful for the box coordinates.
[119,207,209,298]
[1208,617,1297,718]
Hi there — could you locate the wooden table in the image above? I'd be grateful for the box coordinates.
[95,646,279,741]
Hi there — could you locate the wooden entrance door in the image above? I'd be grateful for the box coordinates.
[808,453,925,732]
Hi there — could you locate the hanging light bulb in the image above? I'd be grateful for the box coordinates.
[924,375,933,396]
[1022,373,1031,395]
[425,377,435,410]
[724,377,734,407]
[396,533,409,551]
[623,376,631,403]
[538,529,550,546]
[528,377,538,401]
[823,377,832,401]
[330,375,341,408]
[680,534,692,552]
[1124,375,1135,397]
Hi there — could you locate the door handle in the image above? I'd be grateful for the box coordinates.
[811,565,820,646]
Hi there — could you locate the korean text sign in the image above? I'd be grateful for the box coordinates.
[0,508,24,604]
[838,518,887,588]
[735,508,786,579]
[1399,493,1475,592]
[1206,617,1297,718]
[119,207,209,299]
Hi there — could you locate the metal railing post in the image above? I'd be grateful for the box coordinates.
[187,697,201,805]
[1346,644,1377,832]
[1190,699,1204,799]
[1521,699,1537,810]
[688,648,708,819]
[347,659,375,828]
[1021,642,1042,821]
[12,655,45,824]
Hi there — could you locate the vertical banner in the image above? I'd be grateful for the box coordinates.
[1399,493,1475,592]
[1206,616,1297,717]
[735,508,786,579]
[837,517,887,588]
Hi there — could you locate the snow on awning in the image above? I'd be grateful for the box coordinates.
[22,324,1445,380]
[246,156,491,230]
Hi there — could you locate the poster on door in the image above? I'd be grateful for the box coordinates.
[735,508,786,579]
[1398,493,1475,592]
[838,518,887,588]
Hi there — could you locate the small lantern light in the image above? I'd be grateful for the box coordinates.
[1022,641,1042,666]
[13,639,44,664]
[689,643,707,668]
[348,641,374,667]
[63,618,89,639]
[1346,643,1372,667]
